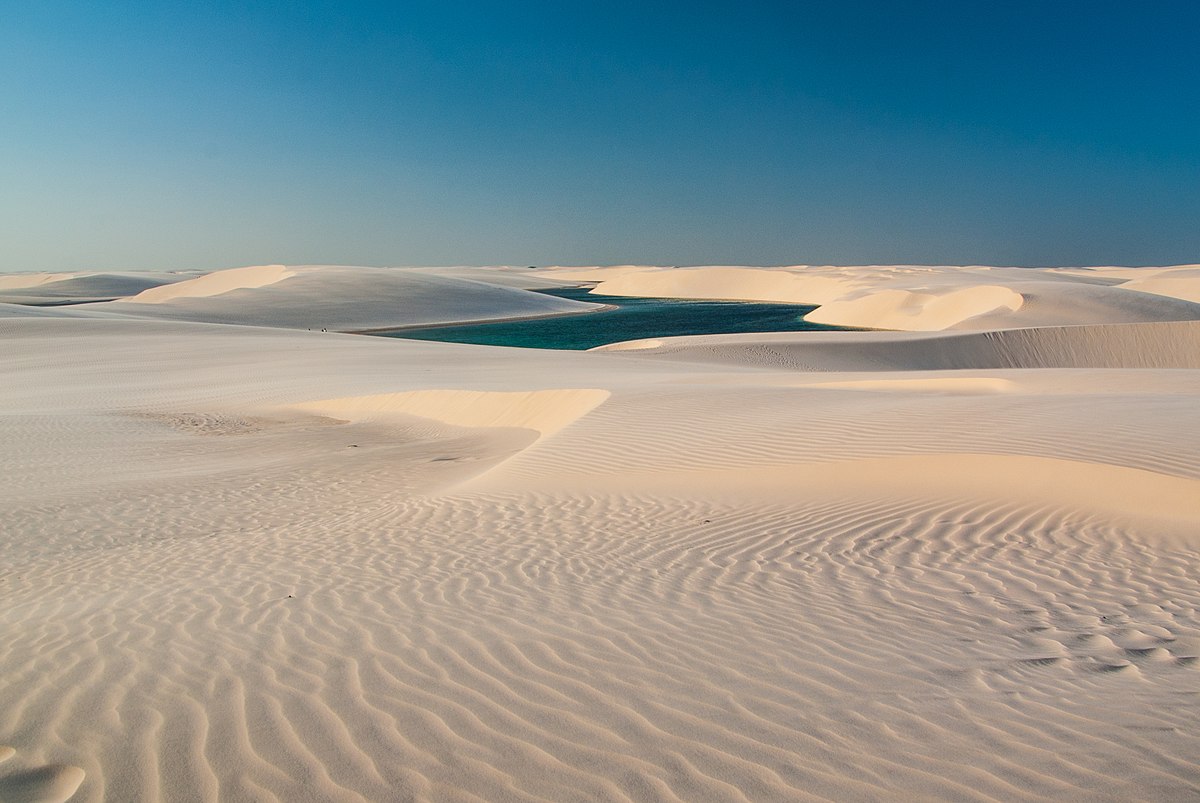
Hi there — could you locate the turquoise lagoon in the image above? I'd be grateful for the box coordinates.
[374,287,851,350]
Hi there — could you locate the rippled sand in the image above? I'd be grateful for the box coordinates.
[2,264,1199,801]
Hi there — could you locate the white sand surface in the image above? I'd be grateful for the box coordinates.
[1116,266,1200,304]
[408,265,586,290]
[115,264,296,303]
[0,271,190,305]
[78,265,600,331]
[2,264,1199,801]
[0,303,95,319]
[550,264,1200,330]
[1051,265,1200,303]
[593,321,1200,370]
[0,272,84,291]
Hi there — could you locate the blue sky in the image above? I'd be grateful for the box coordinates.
[2,1,1198,271]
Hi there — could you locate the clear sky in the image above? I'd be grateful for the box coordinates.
[2,1,1198,271]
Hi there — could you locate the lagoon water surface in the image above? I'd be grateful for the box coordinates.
[376,287,851,350]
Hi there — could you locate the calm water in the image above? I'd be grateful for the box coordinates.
[374,287,850,350]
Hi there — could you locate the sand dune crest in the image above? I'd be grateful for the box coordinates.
[804,284,1024,330]
[573,265,855,305]
[1120,266,1200,303]
[0,273,83,291]
[549,263,1200,330]
[294,388,610,438]
[116,264,294,303]
[596,320,1200,370]
[90,265,599,331]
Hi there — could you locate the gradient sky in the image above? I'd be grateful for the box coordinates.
[2,1,1198,271]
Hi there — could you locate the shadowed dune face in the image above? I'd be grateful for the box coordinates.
[0,754,84,803]
[2,265,1200,801]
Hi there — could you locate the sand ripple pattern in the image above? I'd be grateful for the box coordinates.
[4,484,1199,801]
[502,385,1200,483]
[3,311,1200,801]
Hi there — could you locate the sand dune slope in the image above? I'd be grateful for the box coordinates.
[83,265,600,331]
[410,266,586,290]
[1119,266,1200,304]
[0,272,82,291]
[13,262,1200,331]
[597,320,1200,371]
[116,264,295,303]
[0,303,101,319]
[0,271,188,305]
[2,270,1200,802]
[294,388,610,439]
[1050,265,1200,304]
[548,264,1200,330]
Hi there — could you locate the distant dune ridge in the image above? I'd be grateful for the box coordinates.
[546,263,1200,330]
[7,261,1200,331]
[2,263,1199,801]
[69,264,600,331]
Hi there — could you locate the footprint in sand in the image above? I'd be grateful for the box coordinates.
[0,747,84,803]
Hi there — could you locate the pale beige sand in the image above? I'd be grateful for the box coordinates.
[295,389,611,439]
[1052,265,1200,303]
[115,264,296,303]
[75,264,599,331]
[2,265,1199,801]
[1117,267,1200,304]
[408,265,586,291]
[0,272,84,290]
[594,321,1200,370]
[0,271,190,306]
[549,263,1200,330]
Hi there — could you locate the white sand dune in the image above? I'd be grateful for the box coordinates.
[82,264,600,331]
[0,302,88,319]
[1051,265,1200,303]
[551,264,1200,331]
[115,264,295,303]
[2,264,1200,801]
[805,376,1018,393]
[1117,266,1200,304]
[0,271,189,305]
[804,284,1025,330]
[0,302,130,320]
[295,388,610,438]
[551,264,857,305]
[410,265,586,290]
[0,272,85,291]
[596,320,1200,371]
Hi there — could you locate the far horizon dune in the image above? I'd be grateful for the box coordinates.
[1,264,1198,802]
